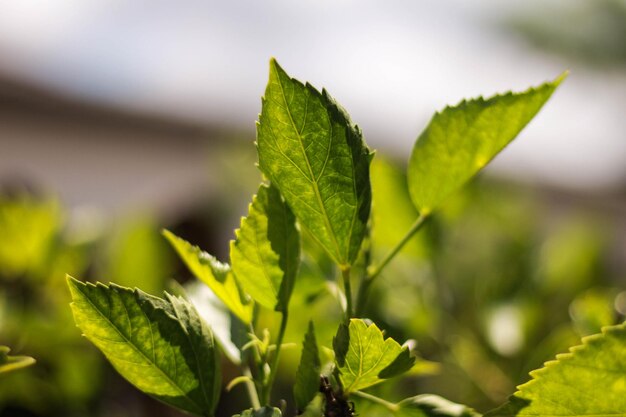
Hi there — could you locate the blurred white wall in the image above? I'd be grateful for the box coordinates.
[0,0,624,199]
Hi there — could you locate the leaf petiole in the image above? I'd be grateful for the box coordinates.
[342,267,353,319]
[356,213,430,315]
[352,390,400,412]
[261,311,289,405]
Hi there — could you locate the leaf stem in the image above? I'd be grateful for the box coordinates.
[352,390,400,412]
[262,311,289,405]
[242,366,261,409]
[356,213,429,315]
[342,267,353,318]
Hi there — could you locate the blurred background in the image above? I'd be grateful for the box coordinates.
[0,1,624,416]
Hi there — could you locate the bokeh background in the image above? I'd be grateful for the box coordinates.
[0,1,624,416]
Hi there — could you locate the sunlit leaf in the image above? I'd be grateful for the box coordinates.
[487,322,626,417]
[163,230,253,324]
[408,74,565,214]
[0,346,35,375]
[230,183,300,311]
[333,319,415,393]
[257,59,372,267]
[67,277,221,417]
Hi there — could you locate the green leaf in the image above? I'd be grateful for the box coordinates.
[0,346,35,375]
[486,322,626,417]
[163,230,253,324]
[333,319,415,393]
[407,74,566,214]
[294,321,322,412]
[67,277,221,417]
[257,58,372,267]
[397,394,480,417]
[230,183,300,311]
[234,407,282,417]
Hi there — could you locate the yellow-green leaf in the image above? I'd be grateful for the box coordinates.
[408,74,566,214]
[333,319,415,393]
[163,230,253,324]
[257,59,372,267]
[67,277,221,416]
[487,322,626,417]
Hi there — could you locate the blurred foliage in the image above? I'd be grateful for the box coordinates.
[506,0,626,68]
[0,149,623,416]
[0,191,174,417]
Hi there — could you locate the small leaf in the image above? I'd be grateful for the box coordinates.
[0,346,35,375]
[408,74,566,214]
[230,183,300,311]
[234,407,282,417]
[163,230,253,324]
[397,394,480,417]
[67,277,221,417]
[486,322,626,417]
[294,322,322,412]
[333,319,415,393]
[257,58,372,267]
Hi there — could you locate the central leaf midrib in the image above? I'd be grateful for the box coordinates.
[275,73,346,264]
[77,286,202,412]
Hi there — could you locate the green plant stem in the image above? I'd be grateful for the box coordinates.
[242,366,261,409]
[262,311,289,405]
[342,266,353,318]
[356,213,429,315]
[352,390,400,412]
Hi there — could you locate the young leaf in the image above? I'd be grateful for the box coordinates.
[0,346,35,375]
[486,322,626,417]
[234,407,282,417]
[333,319,415,393]
[396,395,480,417]
[257,59,372,267]
[67,277,221,417]
[163,230,253,324]
[294,321,322,412]
[230,183,300,311]
[408,74,566,214]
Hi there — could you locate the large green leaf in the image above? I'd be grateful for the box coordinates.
[333,319,415,393]
[257,58,372,267]
[67,277,221,417]
[163,230,253,324]
[230,183,300,311]
[487,322,626,417]
[294,321,321,412]
[396,395,480,417]
[408,74,565,214]
[0,346,35,375]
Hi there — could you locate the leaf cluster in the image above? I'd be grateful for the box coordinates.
[64,59,625,417]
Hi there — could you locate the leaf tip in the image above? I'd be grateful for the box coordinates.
[553,70,569,86]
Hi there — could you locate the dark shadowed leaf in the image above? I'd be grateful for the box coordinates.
[294,322,321,412]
